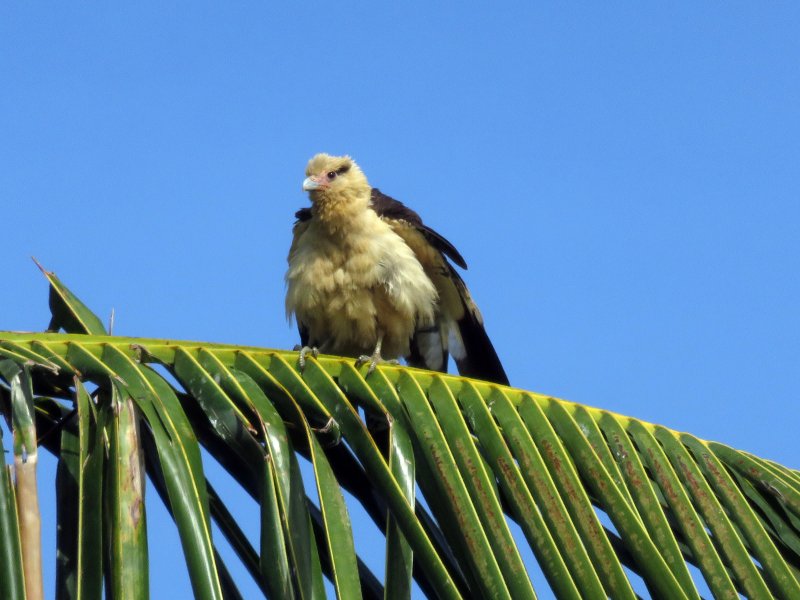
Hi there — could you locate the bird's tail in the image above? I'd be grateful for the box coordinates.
[452,308,509,386]
[408,266,509,386]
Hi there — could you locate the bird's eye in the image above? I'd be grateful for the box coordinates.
[327,171,337,180]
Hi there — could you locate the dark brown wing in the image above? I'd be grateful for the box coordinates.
[370,188,467,269]
[290,208,313,346]
[295,207,312,222]
[369,188,509,385]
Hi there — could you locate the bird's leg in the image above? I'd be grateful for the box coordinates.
[295,345,319,370]
[356,334,399,376]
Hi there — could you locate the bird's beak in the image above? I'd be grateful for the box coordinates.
[303,176,321,191]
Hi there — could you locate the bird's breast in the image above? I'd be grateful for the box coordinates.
[285,215,438,357]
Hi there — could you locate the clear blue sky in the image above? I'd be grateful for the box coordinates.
[2,4,799,598]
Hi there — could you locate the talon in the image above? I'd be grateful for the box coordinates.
[356,338,398,376]
[297,345,319,370]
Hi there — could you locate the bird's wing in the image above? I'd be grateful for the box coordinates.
[370,188,509,385]
[370,188,467,269]
[290,208,313,346]
[290,207,312,255]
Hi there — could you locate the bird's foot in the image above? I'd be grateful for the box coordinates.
[355,351,399,376]
[295,345,319,370]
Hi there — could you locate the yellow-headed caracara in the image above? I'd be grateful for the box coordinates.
[286,153,509,385]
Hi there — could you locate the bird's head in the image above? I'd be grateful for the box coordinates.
[303,154,370,203]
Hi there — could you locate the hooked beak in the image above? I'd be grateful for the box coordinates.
[303,176,322,191]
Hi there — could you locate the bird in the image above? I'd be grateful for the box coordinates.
[285,153,509,386]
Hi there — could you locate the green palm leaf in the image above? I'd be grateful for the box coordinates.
[1,267,799,598]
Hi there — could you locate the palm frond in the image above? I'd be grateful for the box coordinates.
[1,266,799,599]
